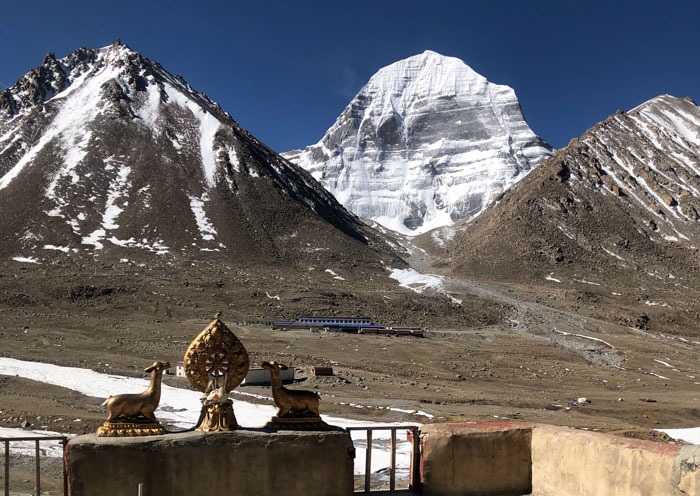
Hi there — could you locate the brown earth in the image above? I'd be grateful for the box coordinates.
[2,258,699,491]
[1,261,698,439]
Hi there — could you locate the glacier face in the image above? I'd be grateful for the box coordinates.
[283,50,552,235]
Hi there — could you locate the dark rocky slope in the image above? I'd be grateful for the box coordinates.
[421,95,700,334]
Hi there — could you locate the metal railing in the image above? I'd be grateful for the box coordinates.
[345,425,421,495]
[1,436,68,496]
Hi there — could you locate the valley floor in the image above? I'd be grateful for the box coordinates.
[1,260,699,490]
[1,303,698,438]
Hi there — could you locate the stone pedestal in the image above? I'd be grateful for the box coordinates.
[96,420,165,437]
[264,415,330,431]
[66,429,354,496]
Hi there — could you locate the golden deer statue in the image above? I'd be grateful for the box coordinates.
[98,361,170,435]
[262,361,320,417]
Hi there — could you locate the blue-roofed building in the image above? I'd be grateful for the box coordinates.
[297,316,372,326]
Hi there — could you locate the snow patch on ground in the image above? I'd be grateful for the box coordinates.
[102,162,131,231]
[163,83,221,186]
[325,269,345,281]
[45,131,92,213]
[107,236,169,255]
[654,359,674,368]
[135,79,162,130]
[11,256,40,264]
[431,227,456,247]
[188,193,217,241]
[43,245,70,253]
[389,268,461,305]
[81,228,106,250]
[137,185,152,209]
[0,358,422,476]
[0,427,68,458]
[553,329,614,349]
[390,268,442,290]
[557,224,575,240]
[227,145,240,173]
[657,427,700,445]
[602,247,625,261]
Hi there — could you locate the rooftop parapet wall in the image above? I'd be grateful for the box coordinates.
[66,429,354,496]
[532,424,700,496]
[421,422,533,496]
[420,422,700,496]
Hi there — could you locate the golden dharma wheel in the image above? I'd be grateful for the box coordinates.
[183,318,249,393]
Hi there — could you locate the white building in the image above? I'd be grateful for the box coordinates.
[175,363,186,377]
[242,367,295,386]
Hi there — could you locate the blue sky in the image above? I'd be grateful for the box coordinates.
[1,1,698,151]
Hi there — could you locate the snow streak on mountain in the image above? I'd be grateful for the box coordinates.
[584,95,700,239]
[0,41,380,265]
[431,95,700,287]
[284,50,552,235]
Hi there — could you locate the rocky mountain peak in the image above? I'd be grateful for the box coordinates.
[0,44,149,120]
[0,43,385,267]
[283,51,552,235]
[42,52,57,64]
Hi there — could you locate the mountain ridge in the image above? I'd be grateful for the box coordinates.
[420,93,700,334]
[0,41,384,266]
[0,41,496,328]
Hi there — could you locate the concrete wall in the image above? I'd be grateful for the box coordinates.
[531,424,700,496]
[419,422,700,496]
[421,422,532,496]
[66,429,354,496]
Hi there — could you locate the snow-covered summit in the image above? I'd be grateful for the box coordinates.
[0,41,230,189]
[363,50,488,104]
[283,50,552,235]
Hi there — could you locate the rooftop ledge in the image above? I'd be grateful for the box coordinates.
[64,422,699,496]
[420,422,700,496]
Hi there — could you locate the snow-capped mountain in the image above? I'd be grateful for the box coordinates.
[0,41,387,266]
[283,50,552,235]
[424,94,700,330]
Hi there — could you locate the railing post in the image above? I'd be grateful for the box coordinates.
[4,440,9,496]
[35,440,41,496]
[390,428,396,492]
[410,427,421,491]
[0,437,69,496]
[364,430,372,493]
[62,438,68,496]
